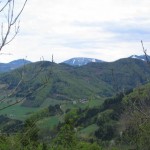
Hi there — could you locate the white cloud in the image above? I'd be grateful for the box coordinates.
[0,0,150,63]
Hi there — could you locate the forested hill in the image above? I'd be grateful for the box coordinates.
[63,82,150,149]
[0,58,150,149]
[0,58,150,107]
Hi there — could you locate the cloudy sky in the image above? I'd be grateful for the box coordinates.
[0,0,150,63]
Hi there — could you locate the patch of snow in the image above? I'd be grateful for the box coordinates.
[73,59,75,64]
[92,59,96,62]
[141,59,145,61]
[131,55,137,59]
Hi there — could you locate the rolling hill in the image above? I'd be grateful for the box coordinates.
[0,57,150,150]
[0,58,150,109]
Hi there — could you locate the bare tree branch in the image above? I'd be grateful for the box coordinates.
[0,60,52,111]
[0,0,27,51]
[0,0,11,12]
[141,40,150,65]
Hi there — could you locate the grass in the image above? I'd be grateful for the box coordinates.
[0,96,104,122]
[41,98,64,107]
[37,116,60,129]
[87,98,105,108]
[0,102,39,120]
[78,124,99,139]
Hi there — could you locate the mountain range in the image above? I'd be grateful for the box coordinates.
[0,55,149,73]
[0,57,150,107]
[0,54,150,149]
[0,59,31,72]
[62,55,150,66]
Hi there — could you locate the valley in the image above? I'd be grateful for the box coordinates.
[0,56,150,149]
[0,0,150,149]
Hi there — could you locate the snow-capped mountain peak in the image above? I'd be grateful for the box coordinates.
[130,55,150,61]
[130,55,138,59]
[63,57,104,66]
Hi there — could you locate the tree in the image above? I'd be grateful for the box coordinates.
[0,0,27,51]
[20,118,39,148]
[52,111,78,149]
[0,0,54,111]
[0,0,29,110]
[120,72,150,149]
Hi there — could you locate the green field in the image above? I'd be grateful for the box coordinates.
[0,96,104,121]
[0,103,39,120]
[79,124,99,139]
[37,116,60,129]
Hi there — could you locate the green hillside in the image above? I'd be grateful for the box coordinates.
[0,58,150,137]
[59,83,150,149]
[0,62,150,149]
[0,58,150,109]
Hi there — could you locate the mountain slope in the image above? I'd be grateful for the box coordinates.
[0,61,112,107]
[68,82,150,145]
[0,59,31,72]
[62,57,104,66]
[130,54,150,61]
[0,58,150,107]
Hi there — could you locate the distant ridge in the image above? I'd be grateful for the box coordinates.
[0,59,31,72]
[130,55,150,61]
[1,55,150,72]
[62,57,104,66]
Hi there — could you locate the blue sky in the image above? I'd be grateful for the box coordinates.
[0,0,150,63]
